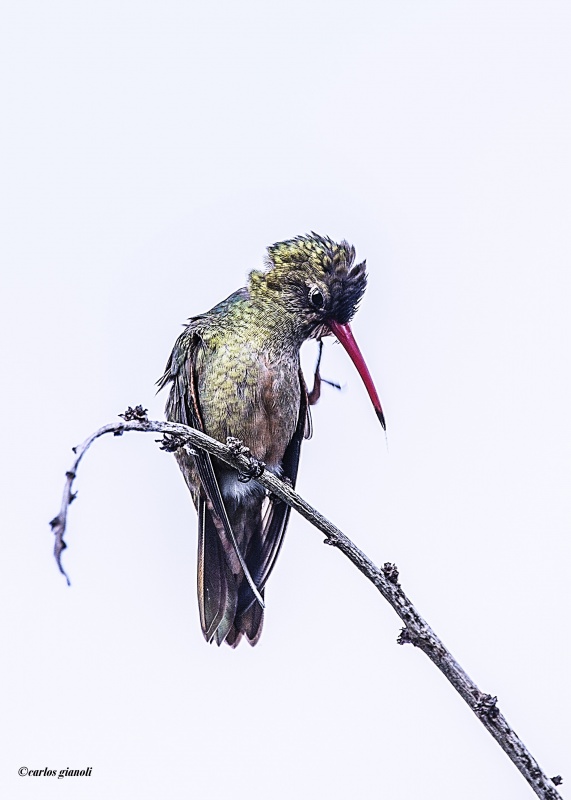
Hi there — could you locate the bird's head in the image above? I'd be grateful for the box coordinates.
[263,232,366,333]
[250,232,385,428]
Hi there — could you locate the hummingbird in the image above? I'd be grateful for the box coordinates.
[158,233,384,647]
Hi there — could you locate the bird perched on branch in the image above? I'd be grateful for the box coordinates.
[158,233,384,647]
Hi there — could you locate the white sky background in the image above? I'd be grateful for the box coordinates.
[1,1,570,798]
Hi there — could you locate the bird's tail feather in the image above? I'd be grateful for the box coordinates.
[198,496,270,647]
[197,499,238,644]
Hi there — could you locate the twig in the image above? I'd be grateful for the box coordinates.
[50,413,564,800]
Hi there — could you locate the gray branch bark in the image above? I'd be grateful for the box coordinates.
[50,412,564,800]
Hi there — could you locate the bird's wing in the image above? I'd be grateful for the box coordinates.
[233,369,310,629]
[158,325,263,644]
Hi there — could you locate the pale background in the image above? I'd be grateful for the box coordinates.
[1,2,570,798]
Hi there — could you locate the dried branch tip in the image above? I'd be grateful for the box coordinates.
[49,514,71,586]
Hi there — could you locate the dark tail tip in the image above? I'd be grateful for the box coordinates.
[376,407,386,430]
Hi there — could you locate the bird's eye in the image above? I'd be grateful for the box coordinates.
[309,287,325,310]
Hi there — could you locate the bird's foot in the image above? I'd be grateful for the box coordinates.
[226,437,266,482]
[307,340,342,406]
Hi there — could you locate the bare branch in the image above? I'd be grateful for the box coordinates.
[51,414,563,800]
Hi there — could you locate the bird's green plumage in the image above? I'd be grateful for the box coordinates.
[159,232,373,647]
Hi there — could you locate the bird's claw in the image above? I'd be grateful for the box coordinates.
[237,461,265,483]
[227,437,265,482]
[308,340,342,405]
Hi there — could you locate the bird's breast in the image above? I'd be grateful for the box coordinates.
[196,342,301,469]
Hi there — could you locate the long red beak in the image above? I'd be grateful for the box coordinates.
[328,321,385,429]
